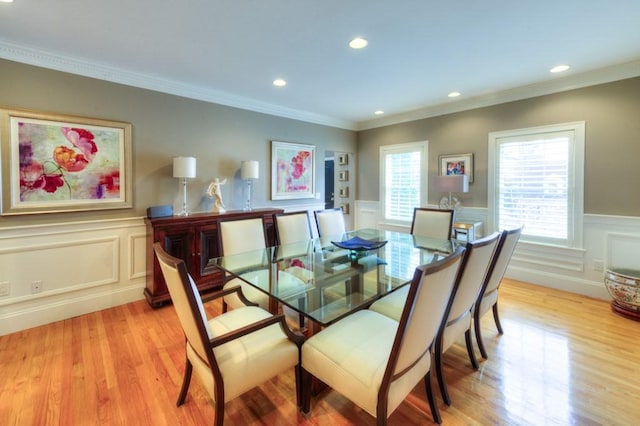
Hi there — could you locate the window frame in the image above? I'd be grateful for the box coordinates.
[488,122,585,248]
[379,141,428,227]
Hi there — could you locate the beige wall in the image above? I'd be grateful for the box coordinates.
[0,59,356,226]
[357,77,640,217]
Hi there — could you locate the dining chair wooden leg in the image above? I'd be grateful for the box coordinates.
[425,371,442,424]
[492,302,504,334]
[434,342,452,406]
[301,368,312,415]
[474,313,489,359]
[465,329,479,369]
[177,358,192,406]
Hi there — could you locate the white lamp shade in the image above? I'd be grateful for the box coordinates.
[241,160,259,180]
[173,157,197,178]
[433,175,469,193]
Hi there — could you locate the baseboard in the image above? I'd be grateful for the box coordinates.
[0,283,145,336]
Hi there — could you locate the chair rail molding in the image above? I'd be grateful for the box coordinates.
[0,216,147,336]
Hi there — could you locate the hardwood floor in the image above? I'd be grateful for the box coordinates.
[1,279,638,425]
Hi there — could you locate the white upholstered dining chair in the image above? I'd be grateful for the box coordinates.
[153,242,303,426]
[314,207,346,239]
[411,207,454,240]
[218,217,269,311]
[433,232,501,405]
[274,211,313,245]
[301,247,465,425]
[473,225,523,359]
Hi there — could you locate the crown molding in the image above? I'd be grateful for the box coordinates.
[356,59,640,130]
[2,41,638,132]
[0,41,357,130]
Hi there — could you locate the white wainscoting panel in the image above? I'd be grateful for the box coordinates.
[0,217,147,335]
[354,201,640,302]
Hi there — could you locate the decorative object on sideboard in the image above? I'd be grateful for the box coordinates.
[173,156,196,216]
[146,204,173,218]
[434,174,469,210]
[241,160,259,211]
[206,178,227,213]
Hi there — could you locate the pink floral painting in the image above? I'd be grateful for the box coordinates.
[271,141,315,200]
[1,110,132,215]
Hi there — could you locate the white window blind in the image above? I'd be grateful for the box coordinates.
[380,142,427,224]
[488,122,584,247]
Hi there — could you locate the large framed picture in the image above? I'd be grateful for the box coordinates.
[439,152,474,183]
[271,141,316,200]
[0,108,133,215]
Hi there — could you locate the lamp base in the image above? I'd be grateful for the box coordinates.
[439,194,460,210]
[243,179,253,211]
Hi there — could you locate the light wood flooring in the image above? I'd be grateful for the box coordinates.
[1,279,639,425]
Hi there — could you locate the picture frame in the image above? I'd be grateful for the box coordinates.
[271,140,316,200]
[338,170,349,181]
[0,108,133,215]
[338,203,350,215]
[338,186,349,198]
[337,153,349,166]
[439,152,474,183]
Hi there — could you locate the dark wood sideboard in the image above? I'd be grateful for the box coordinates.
[144,208,284,307]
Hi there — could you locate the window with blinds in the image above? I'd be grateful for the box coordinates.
[488,122,585,247]
[380,142,427,225]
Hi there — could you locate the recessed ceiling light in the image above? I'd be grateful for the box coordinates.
[273,79,287,87]
[448,91,461,98]
[374,110,384,115]
[550,64,570,73]
[0,0,15,3]
[349,37,368,49]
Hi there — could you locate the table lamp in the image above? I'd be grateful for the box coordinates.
[173,156,196,216]
[434,174,469,210]
[241,160,259,211]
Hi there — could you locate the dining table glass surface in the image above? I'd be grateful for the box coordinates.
[208,228,459,327]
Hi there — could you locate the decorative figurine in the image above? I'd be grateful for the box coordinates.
[206,178,227,213]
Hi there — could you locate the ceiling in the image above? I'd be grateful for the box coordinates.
[1,1,639,130]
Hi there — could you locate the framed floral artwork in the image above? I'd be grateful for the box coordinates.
[439,152,474,183]
[0,108,133,215]
[271,141,315,200]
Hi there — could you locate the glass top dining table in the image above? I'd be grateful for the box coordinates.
[208,228,459,328]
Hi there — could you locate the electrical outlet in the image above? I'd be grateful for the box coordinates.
[0,282,9,297]
[31,280,43,294]
[594,260,604,272]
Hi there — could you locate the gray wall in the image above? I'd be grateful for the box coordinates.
[0,59,356,226]
[357,77,640,217]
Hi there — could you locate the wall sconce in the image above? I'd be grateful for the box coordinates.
[173,156,196,216]
[241,160,259,211]
[434,174,469,210]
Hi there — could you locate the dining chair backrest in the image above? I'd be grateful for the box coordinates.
[411,207,454,240]
[389,247,464,380]
[154,242,215,370]
[218,217,268,275]
[274,211,313,245]
[444,232,501,349]
[218,217,267,256]
[314,207,346,238]
[478,225,523,306]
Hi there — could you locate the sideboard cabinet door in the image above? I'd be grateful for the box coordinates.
[144,208,284,307]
